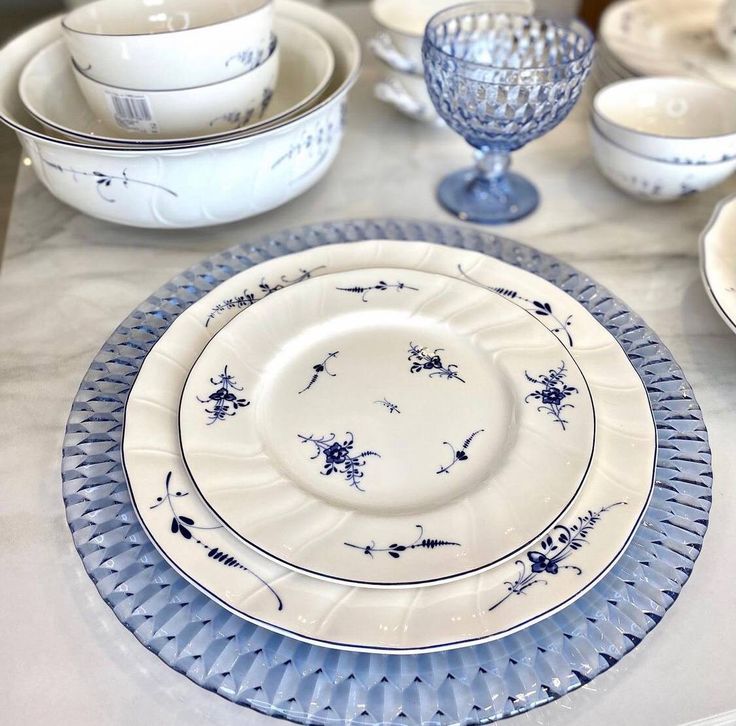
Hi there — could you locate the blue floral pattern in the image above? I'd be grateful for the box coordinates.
[524,361,578,430]
[151,472,282,610]
[374,398,401,414]
[204,266,325,327]
[457,264,574,346]
[408,343,465,382]
[336,280,419,302]
[298,351,339,394]
[298,432,380,492]
[488,501,626,612]
[197,366,249,424]
[344,525,461,559]
[41,159,178,203]
[436,429,485,475]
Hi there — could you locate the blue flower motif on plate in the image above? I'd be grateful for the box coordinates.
[298,351,339,394]
[489,501,626,612]
[336,279,419,302]
[524,361,578,429]
[298,431,380,492]
[151,472,283,610]
[344,524,460,559]
[408,342,465,382]
[197,365,249,424]
[436,429,484,475]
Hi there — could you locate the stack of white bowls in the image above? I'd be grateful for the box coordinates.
[369,0,534,125]
[589,77,736,201]
[0,0,360,228]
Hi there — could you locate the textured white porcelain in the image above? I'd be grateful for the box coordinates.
[593,77,736,164]
[62,0,274,90]
[589,121,736,201]
[370,0,535,72]
[0,2,359,228]
[123,240,656,653]
[21,22,331,145]
[179,267,595,587]
[700,194,736,334]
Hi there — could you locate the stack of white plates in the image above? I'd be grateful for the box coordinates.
[598,0,736,90]
[0,0,360,228]
[121,237,657,653]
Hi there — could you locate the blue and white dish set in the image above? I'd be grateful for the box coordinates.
[0,0,721,722]
[64,219,711,724]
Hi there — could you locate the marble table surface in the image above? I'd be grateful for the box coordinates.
[1,3,735,725]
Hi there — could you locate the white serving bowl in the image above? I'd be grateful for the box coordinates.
[22,17,333,143]
[370,0,534,72]
[593,77,736,164]
[1,1,359,228]
[62,0,274,90]
[69,36,279,138]
[589,121,736,201]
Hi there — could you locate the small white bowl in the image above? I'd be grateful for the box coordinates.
[69,37,279,138]
[589,121,736,201]
[593,77,736,164]
[1,2,360,228]
[370,0,533,72]
[62,0,273,90]
[21,18,333,144]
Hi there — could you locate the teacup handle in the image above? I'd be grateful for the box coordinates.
[369,33,422,75]
[374,78,444,126]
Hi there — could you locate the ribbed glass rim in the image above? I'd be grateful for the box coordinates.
[424,2,595,73]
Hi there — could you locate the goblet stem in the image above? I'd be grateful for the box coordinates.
[468,148,513,202]
[435,146,540,224]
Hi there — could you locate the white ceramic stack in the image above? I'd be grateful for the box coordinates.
[597,0,736,91]
[0,0,360,228]
[589,77,736,201]
[60,0,280,139]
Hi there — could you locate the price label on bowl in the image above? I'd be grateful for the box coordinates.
[105,91,159,134]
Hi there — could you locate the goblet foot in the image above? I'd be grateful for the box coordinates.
[436,169,539,224]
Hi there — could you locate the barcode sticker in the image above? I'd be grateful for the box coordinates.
[105,92,159,134]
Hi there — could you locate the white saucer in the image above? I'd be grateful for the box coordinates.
[179,267,595,588]
[122,240,656,653]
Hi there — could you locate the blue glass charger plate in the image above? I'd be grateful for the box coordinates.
[62,219,711,725]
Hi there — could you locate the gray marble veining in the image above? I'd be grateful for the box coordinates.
[0,3,735,725]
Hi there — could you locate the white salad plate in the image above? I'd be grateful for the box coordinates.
[20,18,333,145]
[179,267,596,588]
[600,0,736,89]
[122,240,656,653]
[700,194,736,334]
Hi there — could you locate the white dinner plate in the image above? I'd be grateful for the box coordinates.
[19,17,333,146]
[700,194,736,334]
[600,0,736,89]
[122,240,656,653]
[179,267,596,588]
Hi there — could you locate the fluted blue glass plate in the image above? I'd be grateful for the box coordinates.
[62,219,711,725]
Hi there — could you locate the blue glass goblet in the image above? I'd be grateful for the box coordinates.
[423,4,595,223]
